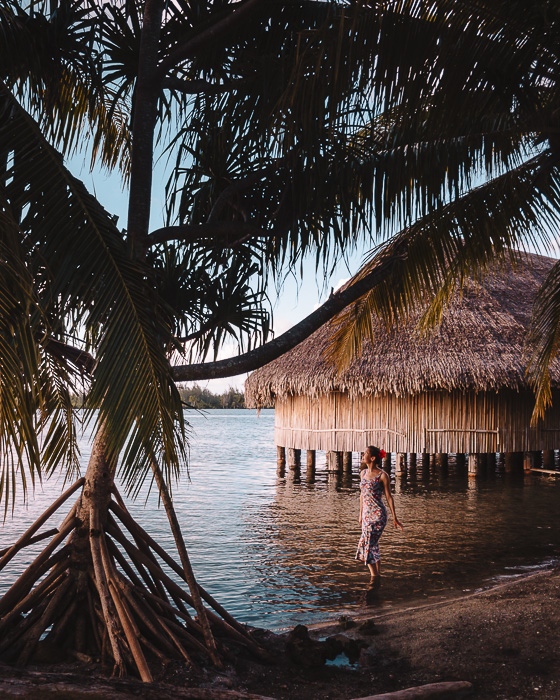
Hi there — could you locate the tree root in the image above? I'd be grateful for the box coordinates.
[0,478,268,681]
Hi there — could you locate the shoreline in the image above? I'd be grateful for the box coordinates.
[1,565,560,699]
[304,562,558,634]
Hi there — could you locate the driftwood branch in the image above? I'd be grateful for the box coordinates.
[351,681,474,700]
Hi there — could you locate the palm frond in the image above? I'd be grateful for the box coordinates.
[0,83,187,505]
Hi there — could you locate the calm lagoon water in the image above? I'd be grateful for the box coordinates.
[2,408,560,630]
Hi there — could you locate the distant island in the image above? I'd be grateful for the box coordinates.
[178,384,245,409]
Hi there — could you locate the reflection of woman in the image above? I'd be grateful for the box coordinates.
[356,446,403,581]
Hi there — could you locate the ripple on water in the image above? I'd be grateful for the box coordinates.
[2,409,560,629]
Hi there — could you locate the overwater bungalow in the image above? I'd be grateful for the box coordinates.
[245,252,560,476]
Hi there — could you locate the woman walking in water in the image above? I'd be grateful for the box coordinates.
[356,446,403,582]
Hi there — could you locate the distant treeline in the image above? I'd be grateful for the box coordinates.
[70,384,258,409]
[178,384,246,409]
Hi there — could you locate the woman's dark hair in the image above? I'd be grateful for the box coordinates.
[367,445,383,466]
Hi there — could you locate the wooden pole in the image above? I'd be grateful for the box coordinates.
[467,453,478,477]
[326,451,342,472]
[523,451,534,473]
[382,453,391,473]
[435,453,448,476]
[543,450,555,469]
[306,450,316,482]
[395,453,406,476]
[287,448,301,470]
[343,452,353,474]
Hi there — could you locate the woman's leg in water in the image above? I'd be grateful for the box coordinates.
[367,560,381,579]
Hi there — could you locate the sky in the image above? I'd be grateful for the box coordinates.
[69,154,368,394]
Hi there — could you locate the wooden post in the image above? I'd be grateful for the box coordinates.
[326,451,342,472]
[523,451,534,473]
[342,451,353,474]
[455,453,466,470]
[306,450,316,482]
[468,453,479,477]
[408,453,417,471]
[421,452,430,479]
[395,452,406,476]
[543,450,555,469]
[287,448,301,470]
[435,453,448,476]
[276,446,286,477]
[382,453,391,473]
[487,452,497,473]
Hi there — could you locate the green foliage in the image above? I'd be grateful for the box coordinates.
[178,384,245,409]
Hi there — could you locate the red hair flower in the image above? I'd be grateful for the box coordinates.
[379,449,387,459]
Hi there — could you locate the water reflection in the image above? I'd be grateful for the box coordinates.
[2,412,560,631]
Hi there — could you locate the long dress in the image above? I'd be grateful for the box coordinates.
[355,473,388,565]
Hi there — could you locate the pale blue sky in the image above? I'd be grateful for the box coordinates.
[69,155,368,393]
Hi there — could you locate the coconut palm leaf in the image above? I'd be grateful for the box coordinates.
[0,0,131,174]
[327,150,560,369]
[0,83,186,506]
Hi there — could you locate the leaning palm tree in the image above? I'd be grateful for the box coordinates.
[4,0,560,682]
[0,0,409,680]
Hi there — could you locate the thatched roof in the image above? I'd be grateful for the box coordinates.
[245,252,560,407]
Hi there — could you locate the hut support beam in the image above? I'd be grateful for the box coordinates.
[326,451,342,472]
[306,451,316,482]
[523,452,534,473]
[382,453,391,473]
[467,453,482,477]
[343,452,353,475]
[288,448,301,470]
[395,453,406,476]
[276,446,286,477]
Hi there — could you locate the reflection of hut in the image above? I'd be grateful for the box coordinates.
[245,253,560,477]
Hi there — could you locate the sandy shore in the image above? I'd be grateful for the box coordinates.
[238,565,560,699]
[1,567,560,699]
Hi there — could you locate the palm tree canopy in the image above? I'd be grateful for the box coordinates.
[3,0,560,508]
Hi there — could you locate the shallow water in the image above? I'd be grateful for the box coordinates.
[2,409,560,630]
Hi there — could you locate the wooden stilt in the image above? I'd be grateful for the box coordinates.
[395,453,406,476]
[277,446,286,477]
[408,453,417,471]
[435,453,448,476]
[342,452,353,474]
[326,451,342,472]
[306,450,316,482]
[382,453,391,473]
[523,452,534,473]
[287,448,301,470]
[467,453,479,477]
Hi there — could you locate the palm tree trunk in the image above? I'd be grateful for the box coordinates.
[0,425,266,677]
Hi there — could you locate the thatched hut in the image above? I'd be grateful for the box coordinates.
[245,252,560,471]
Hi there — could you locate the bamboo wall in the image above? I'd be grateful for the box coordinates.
[274,389,560,453]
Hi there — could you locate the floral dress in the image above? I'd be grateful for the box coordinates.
[355,473,388,565]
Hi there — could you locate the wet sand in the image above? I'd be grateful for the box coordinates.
[238,565,560,699]
[1,566,560,699]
